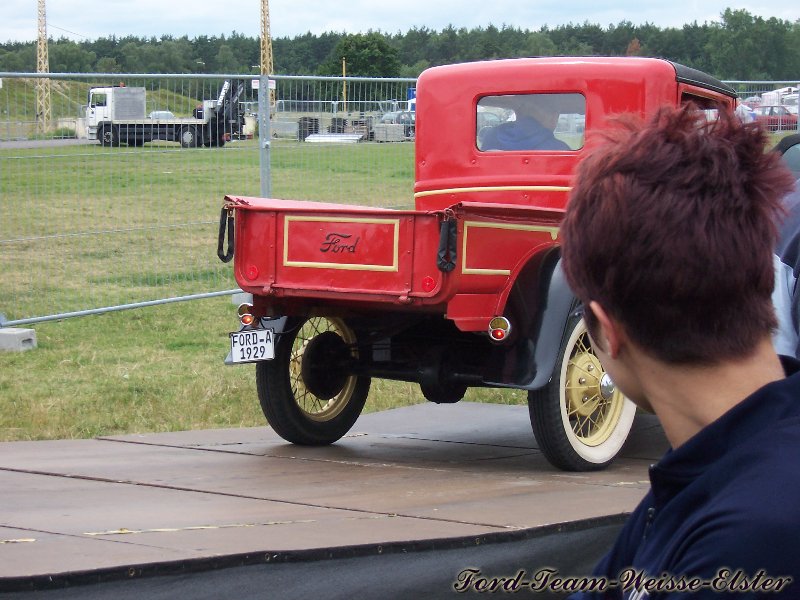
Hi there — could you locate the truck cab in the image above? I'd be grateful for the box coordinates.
[86,86,147,141]
[220,57,737,471]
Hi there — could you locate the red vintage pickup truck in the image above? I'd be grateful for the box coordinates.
[219,57,737,471]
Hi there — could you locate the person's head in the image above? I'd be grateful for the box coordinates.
[561,104,796,366]
[515,95,562,130]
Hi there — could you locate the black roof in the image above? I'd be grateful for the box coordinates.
[670,62,737,98]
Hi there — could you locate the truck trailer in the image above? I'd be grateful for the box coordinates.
[86,80,246,148]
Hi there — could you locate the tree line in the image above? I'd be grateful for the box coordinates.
[1,9,798,81]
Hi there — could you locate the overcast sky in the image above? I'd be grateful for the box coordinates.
[2,0,799,44]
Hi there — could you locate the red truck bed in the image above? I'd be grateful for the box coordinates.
[226,194,564,332]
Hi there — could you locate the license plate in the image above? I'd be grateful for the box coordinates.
[229,329,275,363]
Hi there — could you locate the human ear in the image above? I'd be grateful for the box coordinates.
[588,301,622,359]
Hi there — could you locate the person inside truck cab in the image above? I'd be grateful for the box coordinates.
[479,94,572,151]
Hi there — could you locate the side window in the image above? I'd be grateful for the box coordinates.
[91,94,107,108]
[477,93,585,151]
[681,92,738,123]
[681,93,719,110]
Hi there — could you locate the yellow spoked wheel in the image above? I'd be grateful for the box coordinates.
[529,315,636,471]
[256,316,370,445]
[563,330,627,447]
[289,317,360,422]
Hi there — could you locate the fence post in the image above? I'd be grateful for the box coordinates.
[258,75,272,199]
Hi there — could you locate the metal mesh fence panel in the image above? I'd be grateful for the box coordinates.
[269,75,417,209]
[0,73,418,325]
[0,73,260,325]
[727,80,799,133]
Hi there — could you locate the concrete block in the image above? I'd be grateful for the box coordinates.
[373,123,406,142]
[0,328,37,352]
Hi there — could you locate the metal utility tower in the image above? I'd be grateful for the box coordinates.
[260,0,275,105]
[36,0,52,134]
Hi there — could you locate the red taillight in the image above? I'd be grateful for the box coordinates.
[237,303,255,326]
[422,276,436,293]
[488,316,512,342]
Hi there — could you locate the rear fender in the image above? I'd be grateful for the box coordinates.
[486,249,577,389]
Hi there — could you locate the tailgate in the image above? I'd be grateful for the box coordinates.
[225,196,442,302]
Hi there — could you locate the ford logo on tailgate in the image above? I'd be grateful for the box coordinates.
[320,232,360,254]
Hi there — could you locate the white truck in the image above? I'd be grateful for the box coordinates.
[85,80,246,148]
[761,86,799,108]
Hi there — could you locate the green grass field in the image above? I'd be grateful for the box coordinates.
[2,129,792,442]
[0,295,527,441]
[0,138,526,442]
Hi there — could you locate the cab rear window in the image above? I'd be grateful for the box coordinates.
[477,93,585,151]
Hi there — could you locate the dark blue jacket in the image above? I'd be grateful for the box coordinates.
[571,358,800,599]
[480,116,570,151]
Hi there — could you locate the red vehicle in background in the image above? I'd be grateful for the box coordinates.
[753,105,799,131]
[219,57,737,471]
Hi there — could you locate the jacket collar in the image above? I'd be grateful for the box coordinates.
[648,357,800,506]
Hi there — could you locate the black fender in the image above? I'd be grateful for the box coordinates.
[525,258,579,390]
[483,250,578,390]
